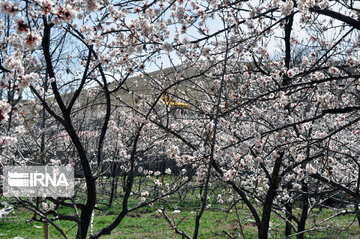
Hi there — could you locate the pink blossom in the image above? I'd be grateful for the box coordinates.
[0,1,19,15]
[306,164,316,175]
[55,6,77,24]
[154,179,162,186]
[40,0,53,15]
[3,55,24,74]
[0,100,11,123]
[24,33,42,50]
[141,191,149,197]
[295,154,305,162]
[163,42,172,52]
[15,19,28,34]
[0,136,17,146]
[223,168,236,181]
[202,47,210,55]
[287,69,295,77]
[318,0,329,9]
[280,1,294,16]
[329,66,340,75]
[306,0,316,7]
[86,0,99,12]
[17,73,39,89]
[42,202,49,211]
[272,0,280,7]
[348,56,357,66]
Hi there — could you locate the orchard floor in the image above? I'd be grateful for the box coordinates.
[1,177,360,238]
[1,202,359,238]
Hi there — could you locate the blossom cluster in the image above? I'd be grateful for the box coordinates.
[0,100,11,123]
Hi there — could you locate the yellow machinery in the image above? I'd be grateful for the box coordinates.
[161,96,191,108]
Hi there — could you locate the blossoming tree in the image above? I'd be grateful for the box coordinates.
[1,0,360,239]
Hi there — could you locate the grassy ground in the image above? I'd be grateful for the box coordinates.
[1,178,360,239]
[1,202,359,238]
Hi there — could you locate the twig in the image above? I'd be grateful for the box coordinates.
[161,209,192,239]
[222,230,234,239]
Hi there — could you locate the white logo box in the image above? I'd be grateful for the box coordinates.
[3,166,74,198]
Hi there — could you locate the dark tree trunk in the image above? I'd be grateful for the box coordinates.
[258,152,284,239]
[355,204,360,228]
[108,163,118,207]
[285,201,293,238]
[356,170,360,228]
[297,183,309,239]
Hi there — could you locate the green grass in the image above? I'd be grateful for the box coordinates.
[1,178,360,239]
[1,203,359,238]
[0,206,239,238]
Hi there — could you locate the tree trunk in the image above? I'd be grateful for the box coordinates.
[44,221,49,239]
[297,183,309,239]
[258,152,283,239]
[108,163,118,207]
[285,201,293,238]
[258,185,278,239]
[355,204,360,228]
